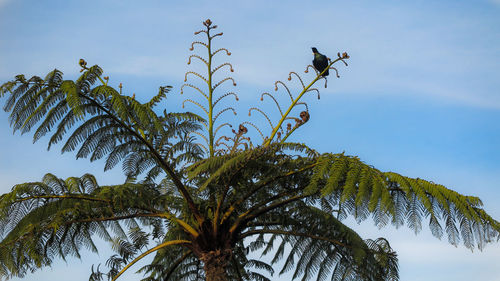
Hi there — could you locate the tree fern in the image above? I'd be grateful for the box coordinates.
[1,19,499,281]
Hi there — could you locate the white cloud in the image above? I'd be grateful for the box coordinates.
[2,1,498,109]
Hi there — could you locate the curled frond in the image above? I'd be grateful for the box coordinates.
[213,77,237,90]
[212,62,234,74]
[329,66,340,78]
[180,83,208,100]
[248,107,275,131]
[288,72,305,89]
[274,81,293,101]
[213,107,237,123]
[214,123,232,137]
[296,102,309,112]
[304,65,315,74]
[184,71,208,84]
[189,41,208,51]
[182,99,209,115]
[306,88,321,100]
[212,48,231,57]
[213,92,239,107]
[187,55,208,66]
[242,121,265,141]
[260,92,283,117]
[210,32,223,40]
[194,29,208,35]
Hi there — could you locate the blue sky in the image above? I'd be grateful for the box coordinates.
[0,0,499,280]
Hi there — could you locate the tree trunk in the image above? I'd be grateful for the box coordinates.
[201,249,231,281]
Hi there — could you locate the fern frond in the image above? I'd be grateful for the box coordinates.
[311,153,500,250]
[0,173,186,278]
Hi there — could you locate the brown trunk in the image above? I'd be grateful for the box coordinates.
[201,249,232,281]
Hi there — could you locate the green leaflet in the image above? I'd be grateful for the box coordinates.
[61,80,82,117]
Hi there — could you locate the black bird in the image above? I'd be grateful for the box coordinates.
[311,47,329,77]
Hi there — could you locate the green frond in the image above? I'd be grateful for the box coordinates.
[3,75,38,113]
[1,74,202,177]
[144,85,171,108]
[0,173,186,278]
[110,90,130,122]
[367,175,382,212]
[61,80,83,117]
[62,115,114,153]
[32,97,69,142]
[89,84,118,100]
[4,72,62,135]
[186,153,234,180]
[339,159,362,203]
[198,149,257,190]
[306,153,500,250]
[21,90,67,135]
[105,141,144,171]
[91,133,119,162]
[242,205,398,281]
[429,214,444,239]
[122,151,157,179]
[0,80,18,98]
[11,79,46,131]
[76,65,103,91]
[304,157,330,194]
[48,103,111,150]
[270,142,319,157]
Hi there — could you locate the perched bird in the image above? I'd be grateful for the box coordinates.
[311,47,329,77]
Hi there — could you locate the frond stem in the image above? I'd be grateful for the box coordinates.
[239,229,347,248]
[222,161,319,226]
[229,194,310,234]
[112,240,191,281]
[78,94,204,224]
[264,57,346,146]
[13,194,110,204]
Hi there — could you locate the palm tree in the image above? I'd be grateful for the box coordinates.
[0,19,498,281]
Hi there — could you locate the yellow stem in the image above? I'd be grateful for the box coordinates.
[207,27,215,157]
[264,58,345,146]
[112,240,191,281]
